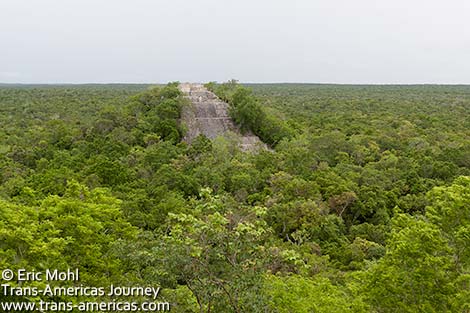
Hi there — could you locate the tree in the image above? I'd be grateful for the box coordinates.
[265,274,368,313]
[365,176,470,312]
[146,189,272,312]
[0,181,138,303]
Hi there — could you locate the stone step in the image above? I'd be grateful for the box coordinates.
[178,83,266,152]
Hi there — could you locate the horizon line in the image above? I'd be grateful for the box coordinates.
[2,81,470,86]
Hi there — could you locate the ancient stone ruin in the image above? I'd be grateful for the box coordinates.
[179,83,265,151]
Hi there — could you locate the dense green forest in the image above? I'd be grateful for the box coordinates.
[1,82,469,312]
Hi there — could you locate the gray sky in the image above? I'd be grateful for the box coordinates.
[1,0,469,84]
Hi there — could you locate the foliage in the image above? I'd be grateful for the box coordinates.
[265,274,369,313]
[206,81,294,146]
[0,83,469,312]
[365,176,470,312]
[0,181,138,304]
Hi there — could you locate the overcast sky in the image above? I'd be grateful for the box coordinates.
[1,0,469,84]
